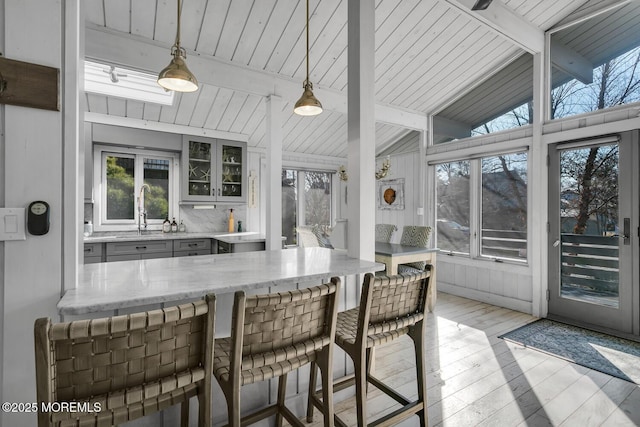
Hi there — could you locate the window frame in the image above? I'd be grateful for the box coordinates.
[433,149,529,264]
[281,167,335,247]
[93,145,180,232]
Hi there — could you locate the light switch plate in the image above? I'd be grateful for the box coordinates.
[0,208,26,241]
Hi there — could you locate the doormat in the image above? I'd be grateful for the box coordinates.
[499,319,640,384]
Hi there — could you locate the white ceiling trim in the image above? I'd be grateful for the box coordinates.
[444,0,544,53]
[84,112,249,142]
[85,25,428,131]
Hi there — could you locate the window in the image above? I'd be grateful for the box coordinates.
[94,145,179,231]
[481,153,528,260]
[281,169,333,246]
[436,161,470,254]
[550,3,640,120]
[435,151,528,262]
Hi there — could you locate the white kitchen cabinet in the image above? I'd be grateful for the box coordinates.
[83,242,103,264]
[105,240,173,262]
[173,238,212,257]
[181,136,246,203]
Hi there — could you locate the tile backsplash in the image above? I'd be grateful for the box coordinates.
[179,205,247,233]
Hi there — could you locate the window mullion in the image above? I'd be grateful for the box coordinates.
[470,159,482,259]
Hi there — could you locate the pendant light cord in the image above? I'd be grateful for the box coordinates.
[305,0,310,86]
[175,0,182,49]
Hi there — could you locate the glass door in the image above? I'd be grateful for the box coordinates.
[548,135,635,333]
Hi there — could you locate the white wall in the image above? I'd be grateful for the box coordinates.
[375,151,423,243]
[1,1,77,425]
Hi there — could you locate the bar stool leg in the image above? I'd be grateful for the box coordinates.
[317,346,335,427]
[409,323,428,427]
[354,351,368,427]
[307,361,318,422]
[276,373,288,427]
[180,401,189,427]
[225,386,241,427]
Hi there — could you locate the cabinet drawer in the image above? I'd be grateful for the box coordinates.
[84,243,103,257]
[173,249,211,257]
[106,240,173,256]
[173,239,211,252]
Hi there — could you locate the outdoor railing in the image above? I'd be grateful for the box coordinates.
[560,233,619,295]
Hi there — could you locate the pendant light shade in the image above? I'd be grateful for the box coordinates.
[294,0,322,116]
[158,0,198,92]
[294,81,323,116]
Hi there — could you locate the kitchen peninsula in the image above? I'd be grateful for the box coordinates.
[58,248,383,425]
[60,247,384,316]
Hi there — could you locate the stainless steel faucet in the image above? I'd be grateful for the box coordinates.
[137,184,151,234]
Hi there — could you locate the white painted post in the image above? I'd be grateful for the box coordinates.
[265,95,283,250]
[530,51,547,318]
[64,0,83,292]
[347,0,376,261]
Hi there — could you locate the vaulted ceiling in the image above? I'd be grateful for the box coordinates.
[83,0,598,159]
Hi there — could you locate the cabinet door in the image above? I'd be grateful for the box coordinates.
[216,140,247,202]
[182,136,216,201]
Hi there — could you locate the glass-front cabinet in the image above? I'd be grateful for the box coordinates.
[181,136,247,203]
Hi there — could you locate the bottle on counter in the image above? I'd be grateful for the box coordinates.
[162,216,171,233]
[179,220,186,233]
[171,217,178,233]
[237,220,242,233]
[83,221,93,237]
[228,209,235,233]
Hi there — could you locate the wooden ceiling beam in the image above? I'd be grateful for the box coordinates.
[85,25,428,131]
[444,0,544,54]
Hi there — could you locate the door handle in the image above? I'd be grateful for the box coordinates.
[623,218,630,245]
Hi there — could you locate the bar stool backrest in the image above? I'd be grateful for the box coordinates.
[358,270,431,344]
[34,295,215,427]
[233,281,339,362]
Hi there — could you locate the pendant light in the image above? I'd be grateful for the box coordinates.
[294,0,323,116]
[157,0,198,92]
[471,0,493,10]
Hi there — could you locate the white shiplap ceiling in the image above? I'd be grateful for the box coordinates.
[83,0,593,158]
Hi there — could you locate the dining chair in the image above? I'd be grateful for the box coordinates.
[398,225,432,272]
[213,280,340,427]
[307,269,431,427]
[297,225,321,247]
[34,295,216,427]
[375,224,397,243]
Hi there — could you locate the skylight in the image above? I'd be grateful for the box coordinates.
[84,60,175,106]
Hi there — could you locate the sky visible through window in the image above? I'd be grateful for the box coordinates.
[472,46,640,136]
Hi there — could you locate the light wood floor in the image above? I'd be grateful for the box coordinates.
[306,292,640,427]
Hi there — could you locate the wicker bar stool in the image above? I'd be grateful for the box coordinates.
[307,269,431,427]
[34,295,216,427]
[213,280,340,427]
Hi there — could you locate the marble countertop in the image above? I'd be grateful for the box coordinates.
[59,248,384,315]
[84,231,263,243]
